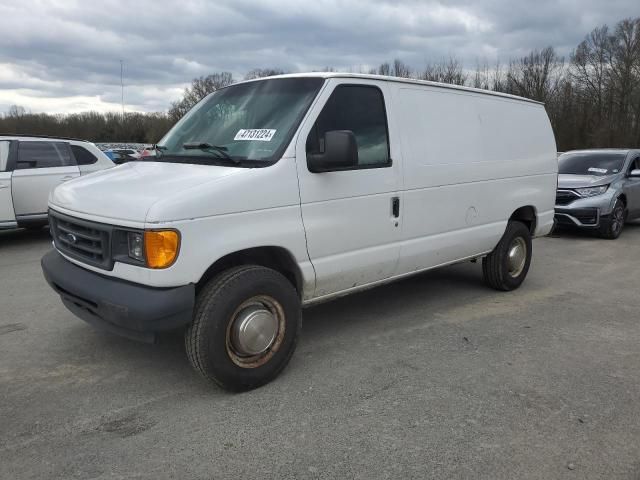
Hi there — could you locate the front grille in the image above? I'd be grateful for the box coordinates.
[571,209,599,225]
[556,189,580,206]
[49,211,113,270]
[555,208,599,226]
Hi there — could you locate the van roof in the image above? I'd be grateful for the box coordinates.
[238,72,544,106]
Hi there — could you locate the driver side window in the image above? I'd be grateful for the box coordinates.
[306,85,391,170]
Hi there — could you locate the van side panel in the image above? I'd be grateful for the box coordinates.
[393,85,556,274]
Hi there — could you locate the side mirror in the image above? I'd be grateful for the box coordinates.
[307,130,358,173]
[630,169,640,177]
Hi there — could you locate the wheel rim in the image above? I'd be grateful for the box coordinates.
[507,237,527,278]
[611,207,624,235]
[226,295,286,369]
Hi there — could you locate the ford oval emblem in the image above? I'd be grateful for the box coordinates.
[66,233,77,244]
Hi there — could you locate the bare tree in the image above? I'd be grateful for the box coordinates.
[472,60,491,90]
[571,26,611,121]
[420,57,467,85]
[609,18,640,143]
[7,105,27,117]
[377,62,391,76]
[491,60,507,92]
[506,47,564,102]
[393,59,412,78]
[168,72,234,121]
[244,68,286,80]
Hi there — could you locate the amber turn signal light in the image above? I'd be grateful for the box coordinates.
[144,230,180,269]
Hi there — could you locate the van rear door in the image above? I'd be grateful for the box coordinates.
[0,140,16,229]
[295,80,402,298]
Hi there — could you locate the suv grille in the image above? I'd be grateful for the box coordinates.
[556,189,580,206]
[49,210,113,270]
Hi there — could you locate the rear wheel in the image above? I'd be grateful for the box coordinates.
[599,199,625,239]
[185,265,301,391]
[482,221,532,291]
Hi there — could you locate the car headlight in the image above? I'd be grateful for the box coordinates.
[119,229,180,268]
[127,232,145,262]
[575,185,608,197]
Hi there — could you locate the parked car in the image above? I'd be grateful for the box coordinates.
[41,73,557,390]
[103,149,139,164]
[139,146,156,158]
[0,135,114,230]
[555,149,640,239]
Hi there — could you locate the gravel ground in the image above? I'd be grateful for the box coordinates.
[1,224,640,479]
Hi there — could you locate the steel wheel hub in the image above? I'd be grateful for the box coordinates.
[507,237,527,278]
[231,305,278,356]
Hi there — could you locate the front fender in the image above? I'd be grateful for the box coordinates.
[151,205,315,295]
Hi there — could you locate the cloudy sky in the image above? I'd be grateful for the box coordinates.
[0,0,637,114]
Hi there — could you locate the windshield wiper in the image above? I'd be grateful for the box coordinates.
[182,142,240,164]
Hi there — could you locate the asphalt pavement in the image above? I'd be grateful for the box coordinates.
[1,224,640,479]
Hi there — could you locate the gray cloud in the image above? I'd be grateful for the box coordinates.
[0,0,637,113]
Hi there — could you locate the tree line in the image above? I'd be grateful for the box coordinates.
[1,17,638,150]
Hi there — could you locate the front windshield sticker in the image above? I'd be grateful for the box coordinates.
[234,129,276,142]
[588,167,608,174]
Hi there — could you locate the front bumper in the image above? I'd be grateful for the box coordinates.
[41,250,194,343]
[554,188,618,230]
[554,207,601,228]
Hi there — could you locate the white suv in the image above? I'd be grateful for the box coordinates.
[0,135,114,229]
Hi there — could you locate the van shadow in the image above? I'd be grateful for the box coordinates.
[61,261,487,391]
[301,262,486,340]
[0,226,51,249]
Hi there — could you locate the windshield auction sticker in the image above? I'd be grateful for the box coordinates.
[234,129,276,141]
[588,167,608,174]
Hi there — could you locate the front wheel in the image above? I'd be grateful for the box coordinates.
[599,199,625,239]
[185,265,301,391]
[482,221,532,291]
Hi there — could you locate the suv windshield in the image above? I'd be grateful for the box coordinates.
[157,78,324,167]
[558,152,626,176]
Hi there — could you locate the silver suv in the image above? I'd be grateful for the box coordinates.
[555,149,640,239]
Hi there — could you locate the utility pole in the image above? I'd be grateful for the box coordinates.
[120,60,124,118]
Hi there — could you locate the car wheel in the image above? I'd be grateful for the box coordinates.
[185,265,301,391]
[482,221,532,291]
[600,199,625,239]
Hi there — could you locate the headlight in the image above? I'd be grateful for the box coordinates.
[127,232,145,262]
[122,229,180,268]
[144,230,180,269]
[575,185,608,197]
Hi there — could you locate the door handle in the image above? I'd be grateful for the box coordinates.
[0,184,8,189]
[391,196,400,218]
[60,176,74,182]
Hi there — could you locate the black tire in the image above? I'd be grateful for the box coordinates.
[185,265,301,391]
[482,221,532,291]
[599,199,625,239]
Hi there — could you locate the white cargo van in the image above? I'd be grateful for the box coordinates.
[41,74,557,390]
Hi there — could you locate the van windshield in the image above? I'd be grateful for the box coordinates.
[558,152,626,176]
[156,78,324,167]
